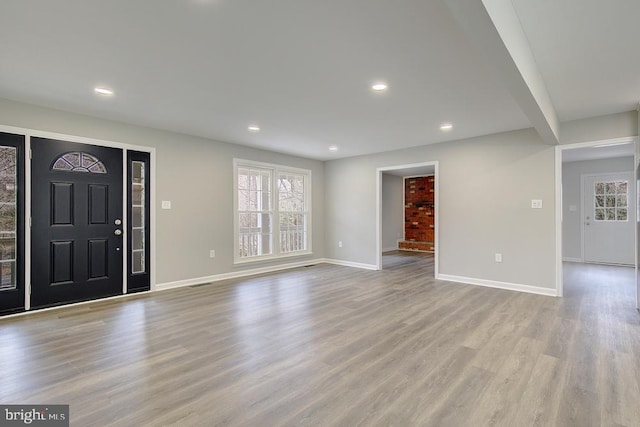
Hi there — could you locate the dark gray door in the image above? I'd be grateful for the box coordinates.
[31,138,123,308]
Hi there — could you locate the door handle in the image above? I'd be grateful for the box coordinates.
[114,229,122,236]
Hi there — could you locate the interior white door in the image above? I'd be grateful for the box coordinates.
[583,172,635,265]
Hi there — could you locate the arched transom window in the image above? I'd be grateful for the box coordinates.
[51,152,107,173]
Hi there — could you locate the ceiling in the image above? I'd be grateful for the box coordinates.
[512,0,640,122]
[0,1,637,160]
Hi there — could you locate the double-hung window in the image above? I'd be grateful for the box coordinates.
[234,159,311,262]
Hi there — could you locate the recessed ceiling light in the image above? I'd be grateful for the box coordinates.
[94,87,114,96]
[329,145,338,152]
[371,82,388,91]
[248,125,260,133]
[440,123,453,131]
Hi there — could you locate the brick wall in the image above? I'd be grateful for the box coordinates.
[399,176,435,252]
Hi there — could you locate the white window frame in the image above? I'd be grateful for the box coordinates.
[233,159,312,264]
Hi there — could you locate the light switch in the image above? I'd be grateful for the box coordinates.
[569,205,577,212]
[161,200,172,209]
[531,199,543,209]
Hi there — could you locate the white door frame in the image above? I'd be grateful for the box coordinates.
[376,161,439,274]
[0,124,156,311]
[555,136,639,305]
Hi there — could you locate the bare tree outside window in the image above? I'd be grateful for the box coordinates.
[278,173,307,253]
[594,180,627,221]
[237,168,273,258]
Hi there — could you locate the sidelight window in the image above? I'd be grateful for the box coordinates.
[127,150,151,293]
[0,146,17,290]
[594,180,627,221]
[234,160,311,262]
[131,161,146,273]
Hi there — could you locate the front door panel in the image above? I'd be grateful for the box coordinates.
[31,138,123,308]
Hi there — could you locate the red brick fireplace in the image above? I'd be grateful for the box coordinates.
[399,176,435,252]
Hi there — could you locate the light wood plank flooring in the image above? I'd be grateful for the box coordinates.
[1,252,639,426]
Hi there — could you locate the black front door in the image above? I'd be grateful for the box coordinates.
[31,138,124,308]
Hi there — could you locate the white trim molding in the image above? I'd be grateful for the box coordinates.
[555,144,563,297]
[156,258,326,291]
[322,258,378,271]
[436,274,558,297]
[562,257,583,263]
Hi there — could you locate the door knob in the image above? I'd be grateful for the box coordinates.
[114,219,122,226]
[114,229,122,236]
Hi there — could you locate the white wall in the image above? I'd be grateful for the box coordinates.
[0,98,325,286]
[381,174,404,252]
[560,111,637,144]
[562,157,634,261]
[326,128,557,291]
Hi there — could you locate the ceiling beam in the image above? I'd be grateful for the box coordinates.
[444,0,559,145]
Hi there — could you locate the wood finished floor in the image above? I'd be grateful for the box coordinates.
[1,252,639,426]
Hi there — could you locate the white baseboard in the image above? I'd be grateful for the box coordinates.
[322,258,379,271]
[155,258,326,291]
[436,274,558,297]
[382,247,398,253]
[563,257,583,263]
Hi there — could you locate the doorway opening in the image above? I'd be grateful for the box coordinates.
[376,161,439,274]
[555,137,639,309]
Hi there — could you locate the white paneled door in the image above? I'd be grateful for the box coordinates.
[583,172,635,265]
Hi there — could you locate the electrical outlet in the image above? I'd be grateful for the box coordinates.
[161,200,172,209]
[209,250,215,258]
[495,253,503,263]
[531,199,543,209]
[338,241,343,248]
